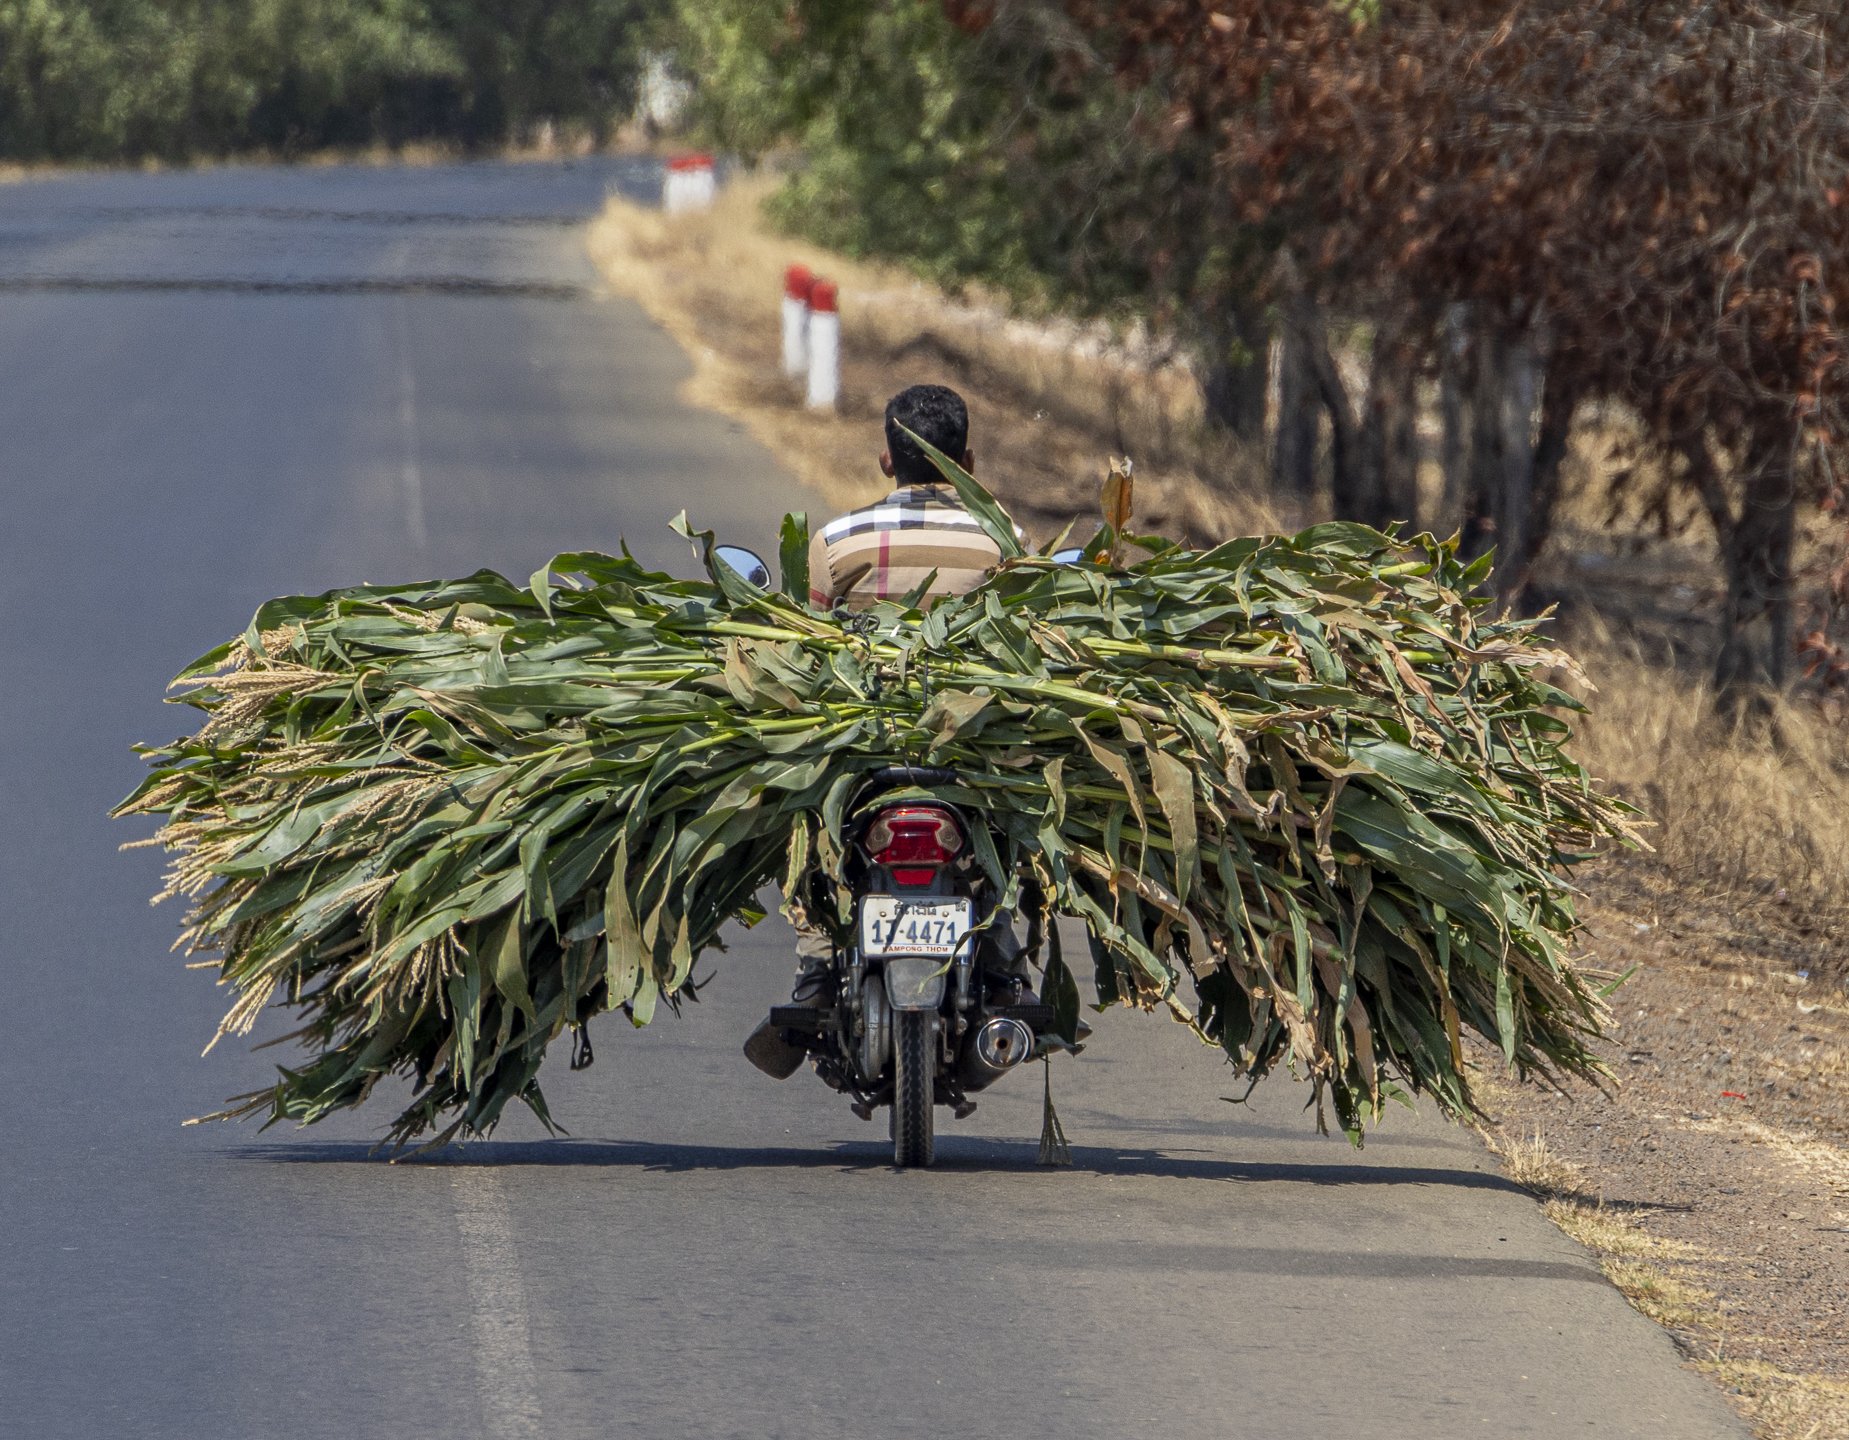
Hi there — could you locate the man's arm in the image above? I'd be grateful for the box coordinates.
[807,528,835,608]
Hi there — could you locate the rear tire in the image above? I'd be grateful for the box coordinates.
[892,1011,935,1167]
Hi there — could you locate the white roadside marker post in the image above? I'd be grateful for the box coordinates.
[806,279,840,411]
[687,152,716,209]
[663,154,685,213]
[663,153,716,215]
[782,264,814,379]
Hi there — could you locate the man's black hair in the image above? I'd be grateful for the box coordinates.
[884,384,969,487]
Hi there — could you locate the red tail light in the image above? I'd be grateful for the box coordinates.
[865,806,964,886]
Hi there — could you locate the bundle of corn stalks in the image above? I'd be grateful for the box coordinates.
[118,460,1634,1147]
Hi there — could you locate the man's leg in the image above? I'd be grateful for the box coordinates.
[789,924,834,1004]
[978,908,1038,1003]
[742,921,834,1079]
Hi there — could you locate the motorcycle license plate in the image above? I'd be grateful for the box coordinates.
[859,897,973,959]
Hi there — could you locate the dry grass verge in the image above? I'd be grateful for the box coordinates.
[0,132,638,187]
[1703,1364,1849,1440]
[585,170,1849,1440]
[1565,619,1849,977]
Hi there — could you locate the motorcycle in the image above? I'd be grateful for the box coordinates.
[718,545,1057,1167]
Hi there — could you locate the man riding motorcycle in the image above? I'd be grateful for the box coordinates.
[743,383,1034,1080]
[804,383,1005,609]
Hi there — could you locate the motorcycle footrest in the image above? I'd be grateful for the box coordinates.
[994,1003,1056,1030]
[768,1005,834,1034]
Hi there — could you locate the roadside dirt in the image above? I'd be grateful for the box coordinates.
[584,175,1849,1439]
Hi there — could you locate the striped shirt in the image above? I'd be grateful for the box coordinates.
[808,483,1012,609]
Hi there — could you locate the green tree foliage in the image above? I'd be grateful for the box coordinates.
[677,0,1274,433]
[421,0,666,149]
[0,0,665,161]
[679,0,1148,312]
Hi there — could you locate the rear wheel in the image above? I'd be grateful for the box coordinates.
[891,1011,936,1167]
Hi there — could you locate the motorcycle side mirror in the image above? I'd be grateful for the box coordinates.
[714,544,772,589]
[1049,547,1086,565]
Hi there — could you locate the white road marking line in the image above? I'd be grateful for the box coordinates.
[451,1169,542,1438]
[393,294,429,549]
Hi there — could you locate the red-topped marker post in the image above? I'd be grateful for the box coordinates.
[806,279,840,411]
[782,264,814,379]
[663,152,716,215]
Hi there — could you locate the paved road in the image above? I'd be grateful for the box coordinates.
[0,160,1746,1440]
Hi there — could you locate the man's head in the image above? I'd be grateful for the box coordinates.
[881,384,972,486]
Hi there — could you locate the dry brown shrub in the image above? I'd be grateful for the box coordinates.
[1563,617,1849,973]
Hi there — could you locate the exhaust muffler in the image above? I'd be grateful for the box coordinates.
[957,1016,1035,1092]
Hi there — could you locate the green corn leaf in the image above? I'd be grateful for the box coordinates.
[902,425,1026,559]
[488,910,536,1023]
[779,511,811,604]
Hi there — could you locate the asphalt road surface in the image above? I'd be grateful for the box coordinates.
[0,159,1748,1440]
